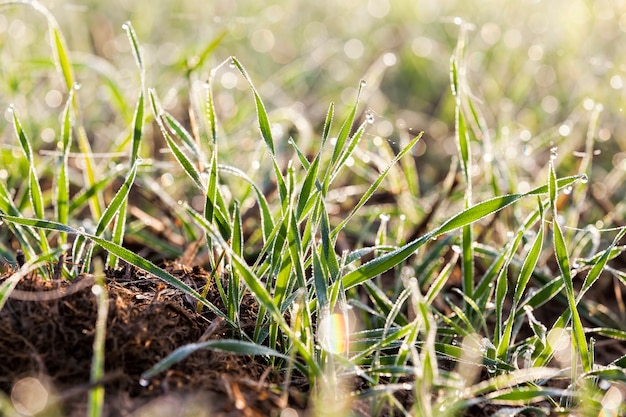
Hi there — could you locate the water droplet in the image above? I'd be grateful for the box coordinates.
[451,339,458,346]
[379,213,390,222]
[73,83,81,91]
[550,147,558,160]
[580,174,589,184]
[139,378,149,387]
[563,186,572,195]
[229,58,236,68]
[359,80,367,88]
[203,80,210,89]
[365,112,375,124]
[91,285,103,296]
[121,22,129,31]
[7,104,14,113]
[598,379,611,390]
[486,364,497,375]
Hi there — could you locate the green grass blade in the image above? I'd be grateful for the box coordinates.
[296,153,321,221]
[56,92,73,245]
[549,162,590,373]
[514,223,544,306]
[230,56,275,155]
[88,261,107,417]
[164,111,203,159]
[50,25,74,91]
[330,122,367,184]
[204,148,219,227]
[12,108,49,253]
[140,340,293,382]
[122,21,144,73]
[321,102,334,147]
[130,89,145,164]
[205,79,218,145]
[148,89,204,190]
[579,228,626,298]
[323,82,364,194]
[94,163,137,237]
[312,244,328,309]
[319,200,340,279]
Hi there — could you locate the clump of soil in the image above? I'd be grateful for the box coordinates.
[0,263,303,416]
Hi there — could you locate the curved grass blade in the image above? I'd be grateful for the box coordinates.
[148,89,204,190]
[230,56,274,155]
[164,111,203,159]
[140,339,294,382]
[227,57,287,204]
[122,21,143,74]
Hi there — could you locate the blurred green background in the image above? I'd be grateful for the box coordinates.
[1,0,626,230]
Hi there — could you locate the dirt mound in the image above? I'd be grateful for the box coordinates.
[0,264,301,416]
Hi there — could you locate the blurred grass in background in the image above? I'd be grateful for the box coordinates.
[1,0,626,252]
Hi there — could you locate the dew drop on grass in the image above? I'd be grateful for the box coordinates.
[359,79,367,88]
[599,379,611,390]
[7,104,14,113]
[229,58,236,69]
[580,174,589,184]
[563,186,572,195]
[72,83,81,91]
[139,378,149,387]
[91,284,103,296]
[550,147,558,160]
[121,22,129,31]
[365,112,375,124]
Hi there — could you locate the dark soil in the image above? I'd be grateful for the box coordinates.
[0,263,306,417]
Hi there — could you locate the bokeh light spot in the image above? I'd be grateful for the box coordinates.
[250,29,275,53]
[344,39,364,60]
[11,377,49,415]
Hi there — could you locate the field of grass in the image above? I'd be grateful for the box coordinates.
[1,0,626,416]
